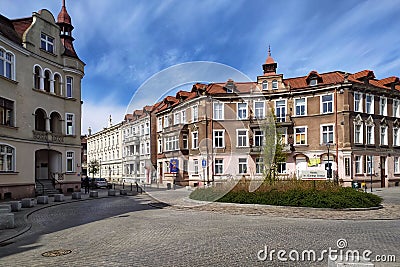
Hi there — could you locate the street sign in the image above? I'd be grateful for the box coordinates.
[202,159,207,168]
[299,170,327,180]
[170,159,179,173]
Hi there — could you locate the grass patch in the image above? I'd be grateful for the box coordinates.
[189,180,382,209]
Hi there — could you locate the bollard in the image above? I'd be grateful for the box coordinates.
[0,213,15,229]
[89,191,98,198]
[108,189,116,196]
[131,183,133,191]
[54,194,65,202]
[9,201,22,212]
[72,192,82,199]
[37,196,49,204]
[122,182,125,189]
[21,198,35,208]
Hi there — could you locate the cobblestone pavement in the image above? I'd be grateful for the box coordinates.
[0,189,399,267]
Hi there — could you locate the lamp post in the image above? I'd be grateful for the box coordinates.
[326,143,332,181]
[99,157,102,179]
[369,159,373,192]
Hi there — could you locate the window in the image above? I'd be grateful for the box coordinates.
[165,136,179,151]
[0,49,14,80]
[255,158,264,174]
[183,160,188,172]
[193,159,199,174]
[262,80,268,90]
[0,144,14,172]
[145,122,149,134]
[321,94,333,113]
[277,162,286,174]
[394,128,399,146]
[164,115,169,127]
[366,125,374,145]
[365,94,374,114]
[295,98,306,116]
[275,100,286,122]
[354,124,363,144]
[295,127,307,145]
[380,97,387,116]
[66,151,74,172]
[277,128,287,145]
[254,101,265,119]
[146,142,150,154]
[321,125,334,144]
[157,117,163,132]
[66,113,75,135]
[192,106,198,122]
[354,92,362,112]
[214,159,223,174]
[237,103,247,120]
[192,132,198,149]
[140,125,145,135]
[380,126,388,145]
[355,156,362,174]
[254,130,264,147]
[393,100,400,118]
[395,157,400,174]
[213,103,224,120]
[0,97,14,126]
[309,79,318,86]
[158,139,162,153]
[226,84,233,93]
[181,110,186,123]
[213,130,225,148]
[344,157,351,176]
[40,33,54,53]
[66,76,73,98]
[174,112,181,125]
[237,130,248,147]
[239,158,247,174]
[272,80,278,89]
[182,134,188,149]
[366,155,373,174]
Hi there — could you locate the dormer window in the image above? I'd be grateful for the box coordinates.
[226,84,233,93]
[272,80,278,89]
[262,80,268,90]
[40,33,54,53]
[310,78,318,86]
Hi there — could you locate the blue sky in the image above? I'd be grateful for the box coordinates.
[2,0,400,133]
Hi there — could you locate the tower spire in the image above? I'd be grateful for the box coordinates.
[262,45,277,75]
[57,0,78,58]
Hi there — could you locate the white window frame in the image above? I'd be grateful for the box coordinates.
[321,94,333,114]
[158,138,162,153]
[380,125,388,146]
[174,112,181,125]
[277,162,286,174]
[355,155,362,174]
[294,98,307,116]
[395,157,400,174]
[255,157,264,174]
[238,158,248,174]
[213,102,224,120]
[394,128,400,147]
[366,155,373,174]
[66,151,74,173]
[393,99,400,118]
[275,99,286,122]
[192,131,198,149]
[254,101,265,119]
[193,159,199,174]
[380,97,387,116]
[157,117,163,132]
[262,80,268,90]
[354,92,362,113]
[354,123,363,144]
[164,115,169,128]
[366,124,375,145]
[0,49,15,80]
[294,126,307,145]
[65,113,75,136]
[236,129,248,147]
[365,94,374,114]
[321,124,334,144]
[181,110,186,123]
[214,159,223,174]
[344,157,351,177]
[66,76,73,98]
[192,106,198,122]
[0,144,15,172]
[40,33,55,53]
[254,130,264,147]
[213,130,225,148]
[278,128,287,145]
[182,134,188,149]
[272,80,278,89]
[237,102,248,120]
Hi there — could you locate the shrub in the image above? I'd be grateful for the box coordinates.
[189,180,382,209]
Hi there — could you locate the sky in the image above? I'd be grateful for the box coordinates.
[2,0,400,134]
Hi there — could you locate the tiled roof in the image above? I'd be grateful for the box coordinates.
[0,15,23,44]
[57,4,72,25]
[283,71,344,89]
[349,70,375,81]
[378,76,399,86]
[11,17,32,41]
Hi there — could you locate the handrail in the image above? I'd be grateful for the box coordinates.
[50,172,64,192]
[35,177,45,196]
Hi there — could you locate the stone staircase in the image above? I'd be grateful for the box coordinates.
[35,179,60,196]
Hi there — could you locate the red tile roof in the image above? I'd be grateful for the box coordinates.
[283,71,344,89]
[350,70,375,81]
[378,76,399,86]
[11,17,32,41]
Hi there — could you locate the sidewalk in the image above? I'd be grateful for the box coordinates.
[145,185,400,220]
[0,188,138,245]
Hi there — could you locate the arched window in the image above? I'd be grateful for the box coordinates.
[33,66,42,89]
[54,74,62,96]
[0,49,14,80]
[0,144,15,172]
[262,80,268,90]
[50,112,62,134]
[35,108,46,131]
[44,70,51,92]
[272,80,278,89]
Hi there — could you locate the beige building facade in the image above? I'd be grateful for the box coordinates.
[0,3,84,199]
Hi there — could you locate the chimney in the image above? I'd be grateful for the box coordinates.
[88,127,92,136]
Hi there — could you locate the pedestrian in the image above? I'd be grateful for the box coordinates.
[84,176,90,194]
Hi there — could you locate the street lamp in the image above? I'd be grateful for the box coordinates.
[99,157,102,179]
[369,158,373,192]
[325,143,332,181]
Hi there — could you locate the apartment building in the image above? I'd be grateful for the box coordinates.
[0,2,85,199]
[86,117,123,182]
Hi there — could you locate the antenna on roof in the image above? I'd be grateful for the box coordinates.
[268,45,271,57]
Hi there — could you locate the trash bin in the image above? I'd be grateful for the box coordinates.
[167,183,171,190]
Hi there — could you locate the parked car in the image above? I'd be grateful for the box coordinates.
[92,178,109,189]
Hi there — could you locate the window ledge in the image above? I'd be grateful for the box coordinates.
[0,124,18,130]
[32,88,67,99]
[0,171,19,175]
[39,48,57,57]
[0,74,18,84]
[294,144,309,147]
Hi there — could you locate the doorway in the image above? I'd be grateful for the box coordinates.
[380,156,386,187]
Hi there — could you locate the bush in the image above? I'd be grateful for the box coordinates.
[189,180,382,209]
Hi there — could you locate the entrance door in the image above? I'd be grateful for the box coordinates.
[380,156,386,187]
